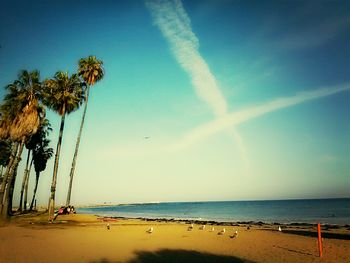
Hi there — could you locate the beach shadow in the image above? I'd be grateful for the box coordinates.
[273,245,314,256]
[90,259,114,263]
[128,249,254,263]
[90,249,254,263]
[90,260,115,263]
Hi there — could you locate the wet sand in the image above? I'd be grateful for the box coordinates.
[0,213,349,262]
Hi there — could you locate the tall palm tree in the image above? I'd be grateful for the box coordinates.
[0,105,18,216]
[0,70,42,219]
[0,104,19,215]
[18,115,51,212]
[0,141,18,215]
[43,71,84,220]
[30,137,53,211]
[66,56,104,206]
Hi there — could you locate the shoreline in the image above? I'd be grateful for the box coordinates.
[95,215,350,240]
[78,212,350,228]
[9,208,350,229]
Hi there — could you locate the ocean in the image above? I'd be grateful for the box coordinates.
[78,198,350,225]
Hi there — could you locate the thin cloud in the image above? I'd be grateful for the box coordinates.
[146,0,249,171]
[169,83,350,151]
[104,83,350,158]
[145,0,228,116]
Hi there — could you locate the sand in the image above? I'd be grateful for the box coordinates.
[0,213,349,263]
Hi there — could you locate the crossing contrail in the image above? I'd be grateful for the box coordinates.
[169,83,350,151]
[103,83,350,158]
[145,0,250,172]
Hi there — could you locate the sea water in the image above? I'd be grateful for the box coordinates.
[78,198,350,225]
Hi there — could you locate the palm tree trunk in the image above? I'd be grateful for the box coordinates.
[1,140,25,220]
[29,171,40,211]
[0,166,3,179]
[24,158,33,211]
[66,85,90,206]
[48,111,66,221]
[18,149,31,212]
[0,167,3,187]
[0,143,19,215]
[7,168,18,216]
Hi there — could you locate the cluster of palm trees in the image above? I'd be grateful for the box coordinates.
[0,56,104,221]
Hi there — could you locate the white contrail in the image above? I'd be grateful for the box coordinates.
[169,83,350,151]
[146,0,228,116]
[104,83,350,158]
[146,0,249,171]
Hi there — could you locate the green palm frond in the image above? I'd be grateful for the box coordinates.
[25,116,51,150]
[0,70,43,141]
[43,71,85,115]
[78,56,104,86]
[0,139,12,166]
[33,137,53,174]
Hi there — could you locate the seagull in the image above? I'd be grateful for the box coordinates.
[278,226,282,232]
[218,228,226,235]
[187,223,194,231]
[199,225,205,230]
[230,230,238,238]
[147,227,153,234]
[106,223,110,230]
[210,227,215,232]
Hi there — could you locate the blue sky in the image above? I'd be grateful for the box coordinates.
[1,0,349,205]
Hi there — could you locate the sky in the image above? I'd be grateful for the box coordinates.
[0,0,349,206]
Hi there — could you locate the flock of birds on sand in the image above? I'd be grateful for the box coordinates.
[106,222,283,237]
[144,223,240,238]
[146,223,241,237]
[105,223,253,239]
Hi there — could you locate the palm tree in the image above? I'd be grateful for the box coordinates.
[43,71,84,220]
[0,100,19,216]
[0,139,18,215]
[66,56,104,206]
[30,137,53,211]
[18,115,51,212]
[0,70,42,219]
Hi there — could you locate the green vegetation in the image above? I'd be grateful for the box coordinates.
[66,56,104,206]
[0,56,104,221]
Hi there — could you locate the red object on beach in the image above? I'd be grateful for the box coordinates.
[317,223,323,257]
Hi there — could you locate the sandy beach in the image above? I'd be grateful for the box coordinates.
[0,213,349,263]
